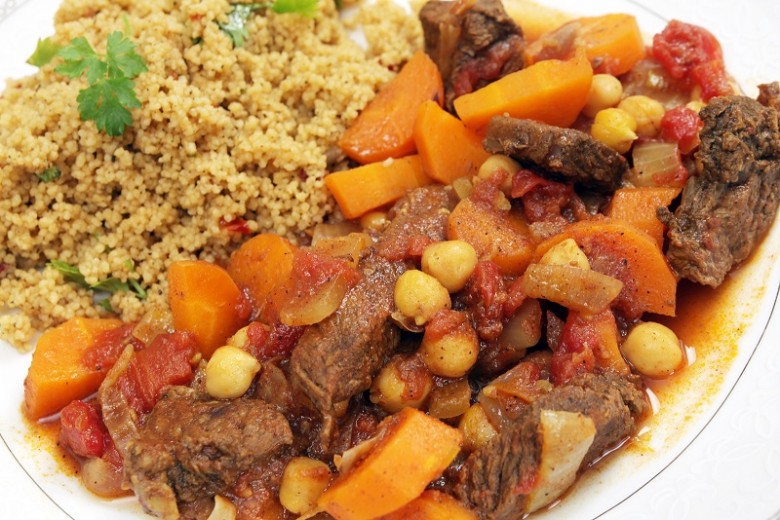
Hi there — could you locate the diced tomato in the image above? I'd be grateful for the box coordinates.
[511,168,573,223]
[660,106,704,155]
[219,217,252,235]
[59,400,110,459]
[245,321,305,361]
[82,322,144,372]
[511,168,552,199]
[464,261,506,341]
[377,233,434,262]
[502,276,527,317]
[652,20,731,101]
[117,331,198,414]
[425,309,472,343]
[551,312,598,385]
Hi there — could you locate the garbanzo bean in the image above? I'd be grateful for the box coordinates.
[360,210,389,232]
[421,240,479,293]
[539,238,590,270]
[477,154,519,193]
[207,495,237,520]
[205,346,262,399]
[459,404,498,452]
[583,74,623,118]
[421,320,479,378]
[394,270,451,326]
[622,321,684,378]
[369,355,434,413]
[591,107,638,154]
[617,95,666,137]
[279,457,332,515]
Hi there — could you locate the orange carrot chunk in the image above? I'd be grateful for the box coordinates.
[379,490,477,520]
[24,317,123,420]
[607,186,681,248]
[325,155,432,220]
[319,407,462,520]
[414,100,491,184]
[168,260,248,358]
[454,49,593,131]
[339,50,444,164]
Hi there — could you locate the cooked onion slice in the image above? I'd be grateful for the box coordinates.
[629,141,682,187]
[520,263,623,314]
[311,222,362,245]
[526,410,596,513]
[313,232,372,267]
[279,274,350,326]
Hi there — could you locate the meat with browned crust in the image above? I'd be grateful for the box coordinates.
[455,373,648,520]
[483,115,628,191]
[420,0,525,110]
[659,93,780,286]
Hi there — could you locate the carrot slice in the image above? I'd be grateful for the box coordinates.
[168,260,248,358]
[577,14,646,76]
[227,233,297,319]
[606,186,681,248]
[319,408,462,520]
[24,317,123,420]
[325,155,432,220]
[414,100,491,184]
[379,490,477,520]
[534,220,677,318]
[454,49,593,131]
[339,50,444,164]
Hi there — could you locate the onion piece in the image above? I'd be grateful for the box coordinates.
[132,305,173,345]
[628,141,683,188]
[498,298,542,353]
[311,222,362,245]
[279,274,350,326]
[520,263,623,314]
[428,379,472,420]
[98,345,139,459]
[313,232,373,267]
[207,495,237,520]
[525,410,596,513]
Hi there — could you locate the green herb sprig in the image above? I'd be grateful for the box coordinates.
[27,31,147,137]
[48,259,147,313]
[219,0,319,47]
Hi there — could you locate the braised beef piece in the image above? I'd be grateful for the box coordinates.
[419,0,525,110]
[659,93,780,286]
[455,373,648,520]
[483,115,628,191]
[757,81,780,112]
[291,186,458,415]
[125,387,292,518]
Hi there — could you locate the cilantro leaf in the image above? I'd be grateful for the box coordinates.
[218,1,318,47]
[271,0,318,17]
[48,260,89,288]
[48,259,147,310]
[53,32,146,136]
[36,166,61,183]
[27,37,62,67]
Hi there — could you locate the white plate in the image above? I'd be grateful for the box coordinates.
[1,0,780,519]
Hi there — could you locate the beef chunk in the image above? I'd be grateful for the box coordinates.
[659,94,780,286]
[290,254,406,414]
[125,387,292,517]
[483,115,628,191]
[455,373,648,520]
[420,0,525,110]
[376,184,459,260]
[757,81,780,112]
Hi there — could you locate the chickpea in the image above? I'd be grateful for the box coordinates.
[394,270,451,326]
[583,74,624,118]
[421,240,479,293]
[591,107,638,154]
[686,100,706,114]
[622,322,684,378]
[360,210,389,232]
[459,404,498,451]
[539,238,590,270]
[226,325,250,349]
[617,95,666,137]
[370,355,434,413]
[421,321,479,378]
[279,457,332,515]
[205,346,262,399]
[207,495,237,520]
[477,154,518,193]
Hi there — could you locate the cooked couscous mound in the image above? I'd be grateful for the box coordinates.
[0,0,421,348]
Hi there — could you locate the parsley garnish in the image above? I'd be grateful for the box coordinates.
[26,37,62,67]
[54,31,147,136]
[219,0,318,47]
[48,259,147,304]
[36,166,61,183]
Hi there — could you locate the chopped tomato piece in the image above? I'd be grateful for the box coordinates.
[245,321,305,361]
[660,106,704,154]
[551,312,598,385]
[219,217,252,234]
[59,400,110,459]
[652,20,731,101]
[82,322,144,372]
[464,261,506,342]
[117,331,198,414]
